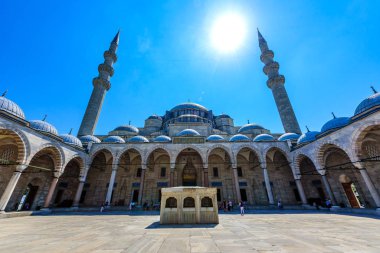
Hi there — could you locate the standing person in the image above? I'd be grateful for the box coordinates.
[228,200,232,211]
[326,199,331,209]
[100,203,104,212]
[277,200,283,209]
[239,201,245,216]
[223,200,227,212]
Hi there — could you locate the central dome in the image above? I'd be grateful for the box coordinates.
[170,102,208,112]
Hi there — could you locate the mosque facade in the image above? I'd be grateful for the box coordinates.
[1,31,380,213]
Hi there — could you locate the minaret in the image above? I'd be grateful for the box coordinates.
[258,29,301,134]
[78,31,120,137]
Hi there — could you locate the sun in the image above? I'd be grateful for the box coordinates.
[210,12,248,53]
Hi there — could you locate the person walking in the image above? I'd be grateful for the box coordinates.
[100,203,104,212]
[239,201,245,216]
[228,200,232,211]
[277,200,283,209]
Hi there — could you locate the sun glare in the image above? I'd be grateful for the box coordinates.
[210,12,247,53]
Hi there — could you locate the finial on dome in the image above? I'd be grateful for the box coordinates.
[128,120,131,125]
[68,128,73,135]
[42,114,47,121]
[305,125,310,132]
[247,119,250,124]
[371,86,378,94]
[1,89,8,97]
[331,112,336,119]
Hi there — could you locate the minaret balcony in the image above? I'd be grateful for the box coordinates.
[260,50,274,63]
[266,75,285,89]
[93,77,111,90]
[263,61,279,75]
[104,50,117,63]
[98,63,114,77]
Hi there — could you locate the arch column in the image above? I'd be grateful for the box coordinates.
[105,162,118,206]
[203,167,209,187]
[43,172,60,209]
[0,165,26,212]
[321,174,337,206]
[262,167,274,205]
[358,167,380,208]
[295,179,308,205]
[72,180,85,208]
[138,169,146,205]
[232,167,241,202]
[170,164,175,187]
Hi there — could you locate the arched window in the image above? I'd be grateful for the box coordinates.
[165,197,177,208]
[201,197,213,207]
[183,197,195,207]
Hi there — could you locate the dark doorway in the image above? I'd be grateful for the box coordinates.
[182,158,197,186]
[54,189,64,205]
[240,189,247,202]
[132,189,139,203]
[342,182,361,208]
[23,184,39,210]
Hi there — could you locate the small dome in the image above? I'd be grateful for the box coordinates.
[278,133,300,142]
[148,115,162,120]
[215,114,231,119]
[253,134,275,142]
[30,120,58,135]
[127,135,149,143]
[113,125,139,134]
[238,123,264,133]
[0,95,25,119]
[176,129,201,137]
[321,117,350,133]
[79,135,101,144]
[153,135,172,143]
[171,102,208,112]
[103,136,125,143]
[297,131,320,145]
[354,92,380,115]
[206,135,225,142]
[60,134,83,147]
[229,134,250,142]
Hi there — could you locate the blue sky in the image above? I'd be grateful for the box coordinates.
[1,0,380,135]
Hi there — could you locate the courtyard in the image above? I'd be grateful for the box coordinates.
[0,210,380,253]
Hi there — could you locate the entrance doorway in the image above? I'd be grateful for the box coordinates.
[182,158,197,186]
[342,182,361,208]
[132,190,139,203]
[19,184,39,210]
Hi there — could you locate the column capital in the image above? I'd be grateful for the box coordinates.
[16,165,27,172]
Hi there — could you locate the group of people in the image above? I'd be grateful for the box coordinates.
[220,200,246,216]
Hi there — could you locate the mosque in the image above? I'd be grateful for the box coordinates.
[0,30,379,213]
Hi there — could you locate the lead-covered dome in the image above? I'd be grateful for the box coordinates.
[30,120,58,135]
[253,134,274,142]
[0,95,25,119]
[354,92,380,115]
[278,133,300,142]
[215,114,231,119]
[153,135,172,142]
[148,115,162,120]
[79,135,101,144]
[113,125,139,134]
[171,102,208,112]
[321,117,350,133]
[238,123,265,133]
[103,136,125,143]
[229,134,250,142]
[127,135,149,143]
[176,129,201,136]
[206,135,225,142]
[60,134,82,147]
[297,131,320,145]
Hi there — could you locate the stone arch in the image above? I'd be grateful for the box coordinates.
[234,144,263,166]
[0,127,29,165]
[90,146,114,163]
[145,146,171,168]
[174,147,204,187]
[265,146,299,205]
[206,144,234,166]
[316,141,355,170]
[26,144,63,172]
[351,119,380,162]
[172,145,206,168]
[61,155,85,176]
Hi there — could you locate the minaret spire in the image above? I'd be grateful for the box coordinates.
[78,31,120,137]
[258,29,301,134]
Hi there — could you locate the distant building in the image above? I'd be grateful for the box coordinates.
[1,30,379,212]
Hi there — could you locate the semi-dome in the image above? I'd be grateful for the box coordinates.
[147,115,162,120]
[153,135,172,142]
[176,129,201,136]
[170,102,208,112]
[0,95,25,119]
[253,134,274,142]
[113,125,139,134]
[238,123,265,133]
[79,135,101,144]
[60,134,83,147]
[278,133,300,142]
[206,135,225,142]
[354,92,380,115]
[297,131,320,145]
[321,117,350,133]
[103,136,125,143]
[127,135,149,143]
[229,134,250,142]
[30,120,58,135]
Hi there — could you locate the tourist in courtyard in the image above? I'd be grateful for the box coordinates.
[100,204,104,212]
[326,199,332,208]
[228,200,232,211]
[277,200,283,209]
[239,201,245,216]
